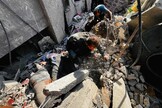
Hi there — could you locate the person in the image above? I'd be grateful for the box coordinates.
[57,32,109,79]
[85,4,112,32]
[66,32,109,62]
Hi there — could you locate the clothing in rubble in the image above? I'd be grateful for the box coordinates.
[85,4,112,32]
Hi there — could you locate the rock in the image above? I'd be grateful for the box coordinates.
[143,97,150,108]
[135,104,143,108]
[126,84,130,92]
[136,83,145,91]
[128,92,134,99]
[136,77,140,83]
[134,93,139,104]
[131,70,139,77]
[127,74,136,80]
[131,65,141,71]
[139,75,145,83]
[139,94,144,106]
[128,80,137,86]
[130,86,136,92]
[131,99,136,106]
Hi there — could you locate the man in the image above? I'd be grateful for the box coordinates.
[66,32,109,62]
[85,4,112,32]
[57,32,109,79]
[93,4,112,21]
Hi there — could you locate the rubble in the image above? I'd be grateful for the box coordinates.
[57,78,98,108]
[44,69,89,96]
[113,78,132,108]
[0,0,162,108]
[38,36,55,53]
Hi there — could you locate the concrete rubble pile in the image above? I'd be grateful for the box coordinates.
[0,1,162,108]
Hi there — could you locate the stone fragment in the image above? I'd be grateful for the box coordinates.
[128,80,137,86]
[139,75,145,83]
[143,97,150,108]
[136,83,145,91]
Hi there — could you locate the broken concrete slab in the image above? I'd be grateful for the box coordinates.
[44,69,89,96]
[2,80,19,90]
[0,0,47,58]
[39,0,65,43]
[113,78,132,108]
[57,78,98,108]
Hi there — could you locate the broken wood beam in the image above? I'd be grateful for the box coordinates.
[44,69,89,97]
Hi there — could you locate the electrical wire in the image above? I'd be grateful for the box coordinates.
[0,20,12,68]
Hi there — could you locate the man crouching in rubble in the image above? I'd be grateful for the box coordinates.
[57,32,109,79]
[85,4,112,32]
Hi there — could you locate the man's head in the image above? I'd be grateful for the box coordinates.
[94,4,112,20]
[86,35,100,50]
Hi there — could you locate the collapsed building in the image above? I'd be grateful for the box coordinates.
[0,0,162,108]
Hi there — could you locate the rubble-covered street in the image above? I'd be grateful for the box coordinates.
[0,0,162,108]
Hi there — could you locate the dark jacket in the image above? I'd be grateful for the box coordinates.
[66,32,104,60]
[66,33,91,59]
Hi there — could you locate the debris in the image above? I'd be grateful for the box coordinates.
[57,78,98,108]
[44,69,89,96]
[38,36,55,53]
[113,78,132,108]
[1,1,162,108]
[101,86,111,108]
[30,63,52,105]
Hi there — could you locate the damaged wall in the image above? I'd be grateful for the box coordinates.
[0,0,48,58]
[0,0,90,59]
[39,0,65,43]
[65,0,90,26]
